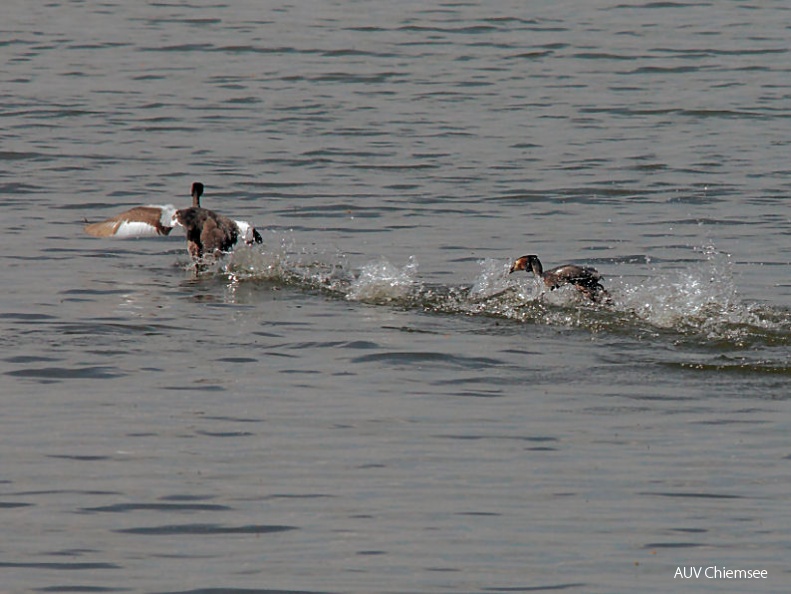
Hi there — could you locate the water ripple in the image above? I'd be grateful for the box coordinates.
[116,523,296,536]
[5,366,124,382]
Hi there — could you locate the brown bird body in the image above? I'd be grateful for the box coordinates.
[176,203,240,260]
[509,254,608,302]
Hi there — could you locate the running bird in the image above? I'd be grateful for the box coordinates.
[84,182,262,261]
[509,254,608,302]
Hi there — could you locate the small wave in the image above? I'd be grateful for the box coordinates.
[207,236,791,349]
[612,247,788,345]
[617,247,739,330]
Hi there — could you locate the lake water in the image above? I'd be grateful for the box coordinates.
[1,1,790,592]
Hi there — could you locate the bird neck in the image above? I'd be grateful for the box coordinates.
[529,257,543,276]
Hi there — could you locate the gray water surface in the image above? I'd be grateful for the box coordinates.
[2,2,791,592]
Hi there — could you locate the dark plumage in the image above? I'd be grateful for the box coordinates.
[509,254,608,302]
[177,211,237,262]
[176,182,263,261]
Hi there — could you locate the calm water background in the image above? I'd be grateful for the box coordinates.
[2,1,791,592]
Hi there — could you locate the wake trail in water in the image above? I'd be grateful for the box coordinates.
[221,232,791,351]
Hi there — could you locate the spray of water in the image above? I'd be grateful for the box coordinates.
[618,247,736,329]
[346,255,420,303]
[211,237,791,348]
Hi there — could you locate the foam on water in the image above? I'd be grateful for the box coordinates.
[467,258,515,302]
[461,246,790,347]
[345,255,420,304]
[212,237,791,349]
[221,230,351,297]
[613,247,785,345]
[223,230,296,282]
[618,247,739,329]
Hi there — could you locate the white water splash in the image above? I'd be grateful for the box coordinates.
[346,256,420,303]
[615,246,777,340]
[617,247,732,326]
[467,258,514,301]
[224,229,294,281]
[457,247,786,343]
[218,238,788,345]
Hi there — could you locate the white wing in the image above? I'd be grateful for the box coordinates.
[84,205,179,239]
